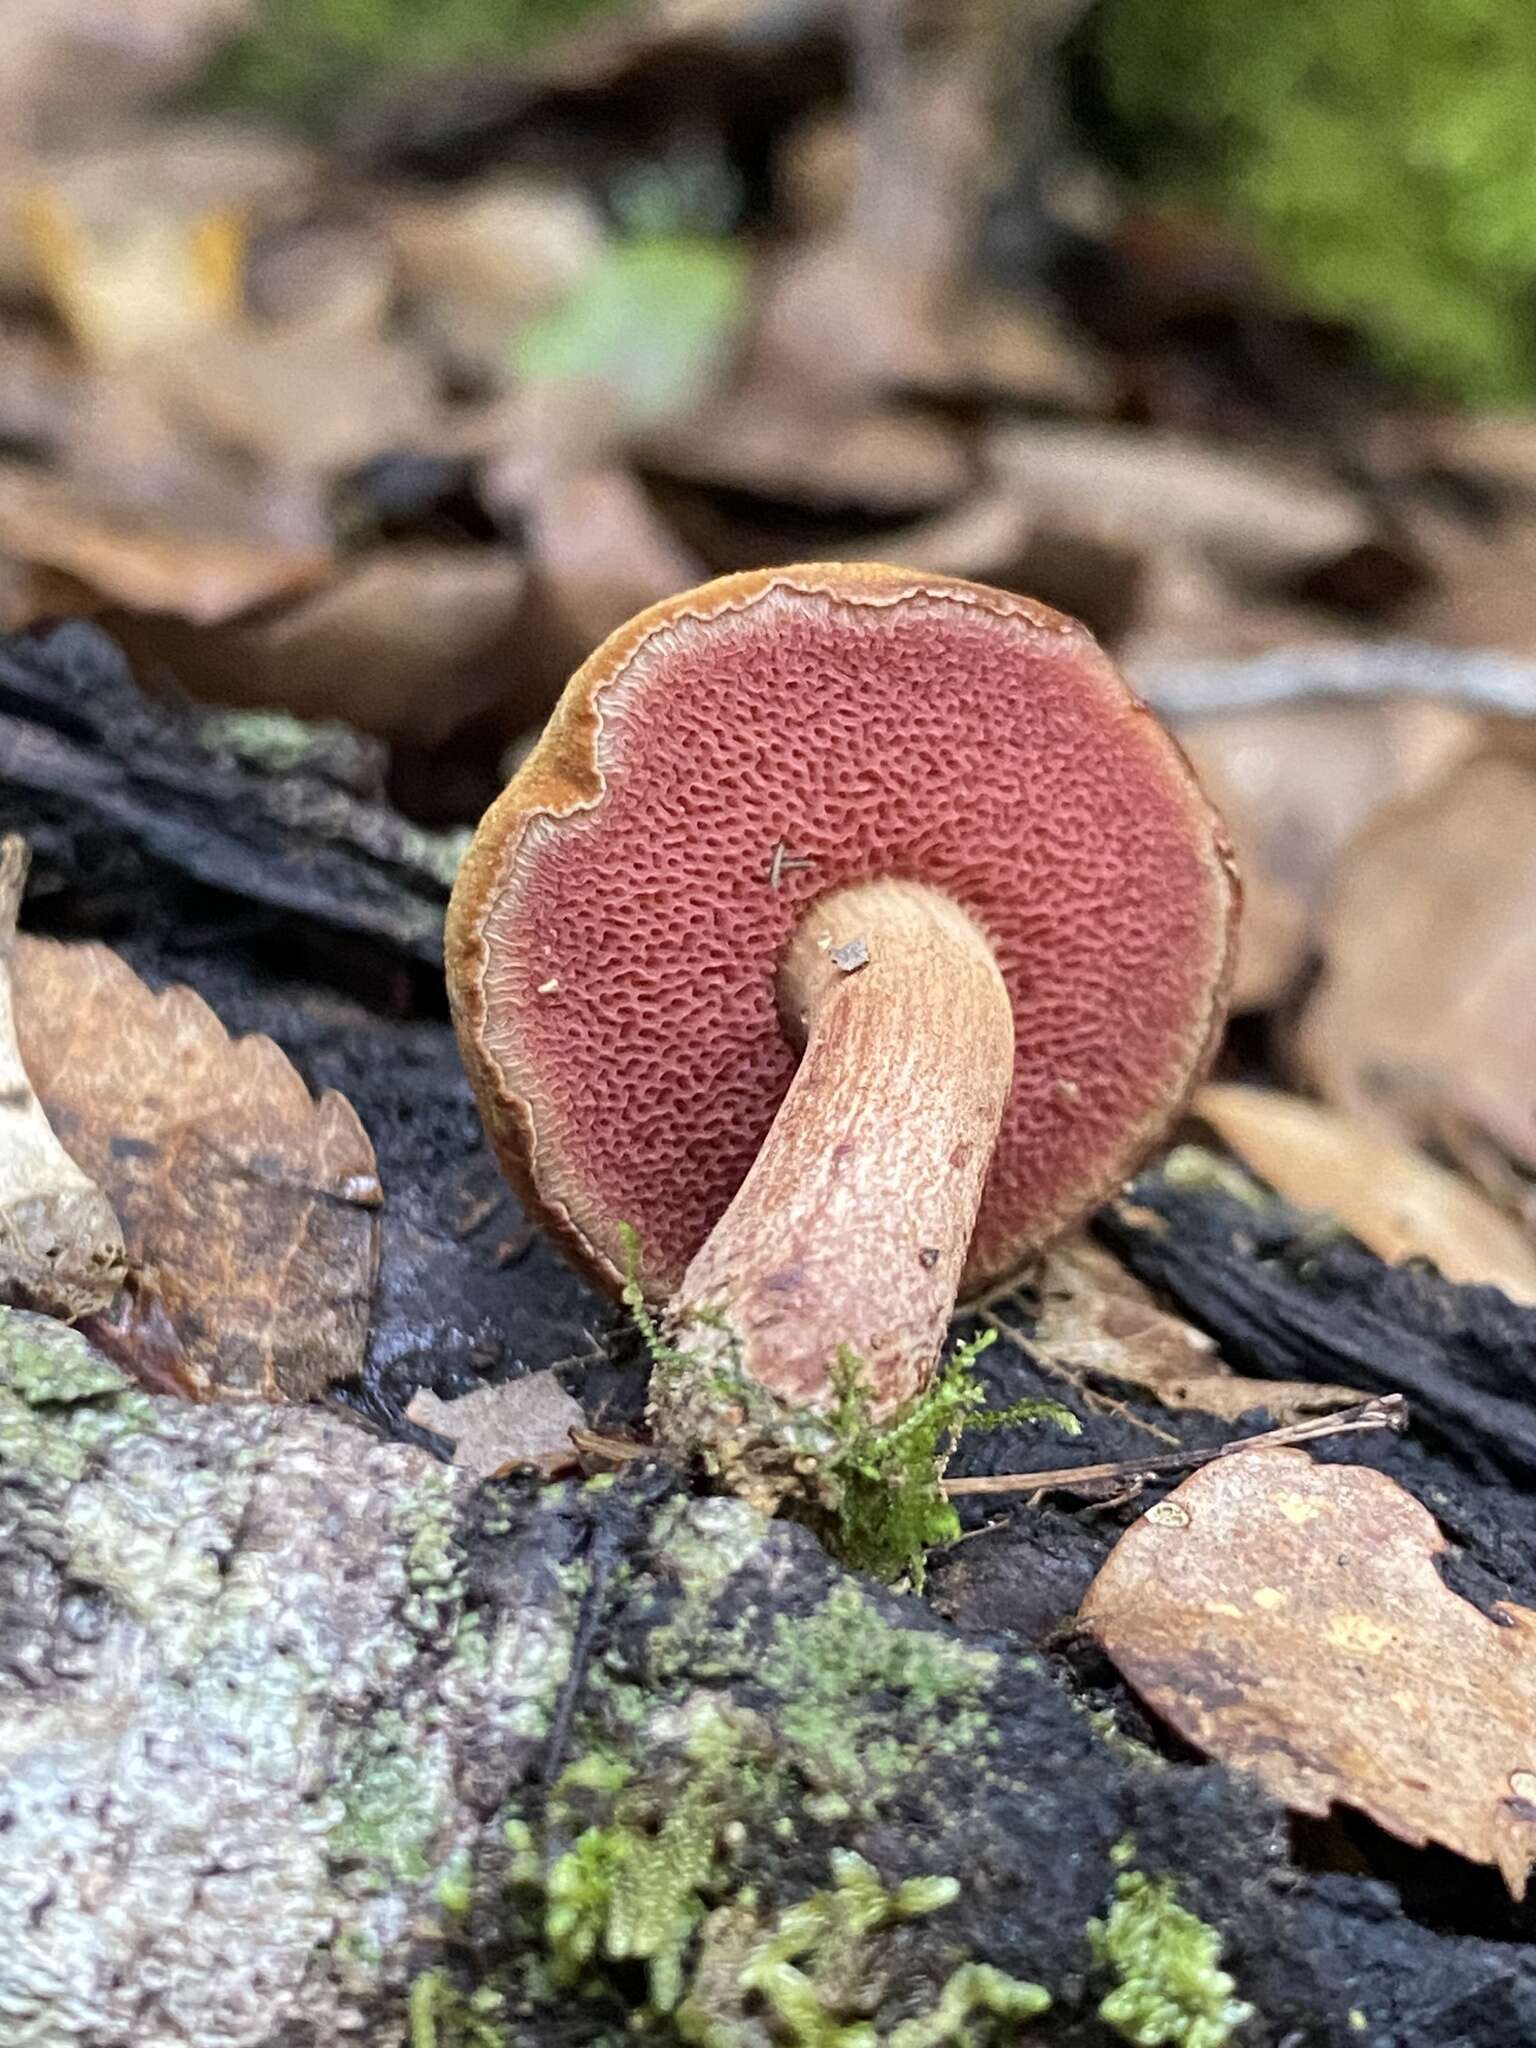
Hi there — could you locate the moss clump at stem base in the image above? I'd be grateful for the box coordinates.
[623,1226,1077,1583]
[810,1337,1077,1589]
[1090,1860,1253,2048]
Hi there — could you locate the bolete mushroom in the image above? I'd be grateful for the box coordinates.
[447,564,1237,1503]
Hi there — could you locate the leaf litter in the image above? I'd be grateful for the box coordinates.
[406,1371,584,1479]
[0,835,125,1320]
[1082,1448,1536,1897]
[10,902,381,1400]
[1195,1084,1536,1304]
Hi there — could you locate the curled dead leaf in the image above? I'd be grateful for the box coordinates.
[1081,1449,1536,1896]
[1027,1239,1365,1423]
[1178,700,1482,1011]
[644,392,971,520]
[988,425,1373,587]
[109,543,528,746]
[0,465,330,626]
[11,934,380,1400]
[1295,753,1536,1177]
[0,837,124,1319]
[1195,1085,1536,1306]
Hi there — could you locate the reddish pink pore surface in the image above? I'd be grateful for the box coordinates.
[482,580,1231,1292]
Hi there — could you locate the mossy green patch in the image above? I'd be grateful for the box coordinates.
[409,1969,507,2048]
[537,1703,773,2011]
[0,1311,151,1483]
[194,0,628,134]
[198,710,356,778]
[1093,0,1536,400]
[332,1711,449,1889]
[677,1851,1047,2048]
[1091,1866,1253,2048]
[812,1336,1077,1588]
[765,1584,997,1796]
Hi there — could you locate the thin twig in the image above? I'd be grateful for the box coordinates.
[941,1394,1408,1498]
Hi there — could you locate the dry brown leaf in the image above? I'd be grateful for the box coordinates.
[505,468,708,729]
[988,424,1373,586]
[0,8,255,172]
[1196,1086,1536,1305]
[108,543,528,745]
[388,179,605,375]
[244,214,396,340]
[0,319,77,460]
[0,464,329,626]
[0,838,124,1320]
[870,490,1149,650]
[1029,1239,1364,1423]
[11,935,381,1400]
[407,1372,584,1479]
[1081,1449,1536,1895]
[128,324,442,483]
[1399,499,1536,654]
[1295,753,1536,1177]
[1178,699,1482,1009]
[644,391,971,518]
[16,127,312,360]
[932,294,1116,417]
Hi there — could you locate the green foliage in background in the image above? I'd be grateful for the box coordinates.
[512,235,749,425]
[196,0,626,130]
[1094,0,1536,401]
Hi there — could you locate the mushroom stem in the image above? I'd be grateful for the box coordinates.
[653,878,1014,1483]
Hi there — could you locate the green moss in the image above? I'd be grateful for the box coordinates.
[494,1655,1046,2041]
[814,1336,1077,1589]
[1093,0,1536,400]
[677,1853,1047,2048]
[194,0,628,133]
[536,1705,768,2011]
[765,1584,998,1797]
[436,1851,476,1917]
[623,1228,1076,1584]
[1090,1867,1254,2048]
[409,1969,507,2048]
[888,1963,1052,2047]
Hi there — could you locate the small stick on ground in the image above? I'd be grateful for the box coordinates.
[942,1395,1408,1499]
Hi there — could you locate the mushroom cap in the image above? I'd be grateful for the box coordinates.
[447,563,1238,1299]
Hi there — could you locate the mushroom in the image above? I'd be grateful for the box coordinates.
[447,564,1238,1503]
